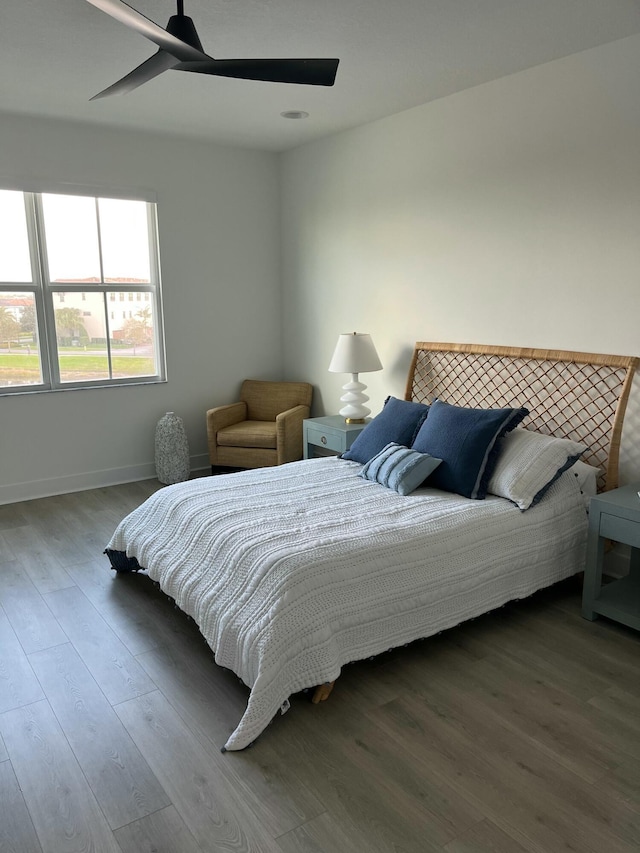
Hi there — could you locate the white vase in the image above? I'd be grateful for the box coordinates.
[155,412,190,485]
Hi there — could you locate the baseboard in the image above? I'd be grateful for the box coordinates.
[0,453,210,505]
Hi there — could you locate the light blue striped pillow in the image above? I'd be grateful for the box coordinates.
[359,442,442,496]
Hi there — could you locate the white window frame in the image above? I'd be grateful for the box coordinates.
[0,184,166,395]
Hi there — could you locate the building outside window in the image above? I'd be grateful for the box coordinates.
[0,188,166,392]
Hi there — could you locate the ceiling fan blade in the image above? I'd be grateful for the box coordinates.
[176,57,340,86]
[86,0,209,62]
[90,49,180,99]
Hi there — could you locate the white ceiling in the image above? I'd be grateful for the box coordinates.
[3,0,640,152]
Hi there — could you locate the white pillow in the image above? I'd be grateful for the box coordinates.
[488,428,587,510]
[569,459,601,506]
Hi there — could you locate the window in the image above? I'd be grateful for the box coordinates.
[0,188,165,393]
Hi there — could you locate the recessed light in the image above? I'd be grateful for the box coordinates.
[280,110,309,120]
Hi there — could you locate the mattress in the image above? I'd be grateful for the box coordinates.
[106,456,588,750]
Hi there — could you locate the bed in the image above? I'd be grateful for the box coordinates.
[105,343,638,751]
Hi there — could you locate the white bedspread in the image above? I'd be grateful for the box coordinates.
[107,457,587,750]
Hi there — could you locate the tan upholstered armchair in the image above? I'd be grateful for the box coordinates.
[207,379,313,470]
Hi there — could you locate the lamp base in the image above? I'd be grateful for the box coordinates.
[338,375,371,422]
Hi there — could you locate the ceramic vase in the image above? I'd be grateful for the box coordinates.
[155,411,190,485]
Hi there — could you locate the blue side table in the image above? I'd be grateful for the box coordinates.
[303,416,367,459]
[582,483,640,631]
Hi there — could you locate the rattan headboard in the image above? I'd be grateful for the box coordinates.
[405,342,639,492]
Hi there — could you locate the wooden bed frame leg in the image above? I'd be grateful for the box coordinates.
[311,681,335,704]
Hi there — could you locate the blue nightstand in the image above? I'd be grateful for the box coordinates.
[582,483,640,631]
[303,416,367,459]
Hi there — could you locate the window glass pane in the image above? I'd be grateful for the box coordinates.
[54,292,109,382]
[0,292,43,387]
[99,198,151,283]
[0,190,164,395]
[42,194,101,283]
[0,191,32,282]
[108,294,157,378]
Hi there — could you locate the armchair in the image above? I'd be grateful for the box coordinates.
[207,379,313,470]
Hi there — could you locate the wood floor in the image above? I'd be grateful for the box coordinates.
[1,480,640,853]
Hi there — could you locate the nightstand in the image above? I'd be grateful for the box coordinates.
[582,483,640,631]
[303,416,368,459]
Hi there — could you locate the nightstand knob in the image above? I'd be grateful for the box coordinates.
[321,435,327,445]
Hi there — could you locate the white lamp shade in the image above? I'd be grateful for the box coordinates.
[328,333,382,422]
[328,333,383,375]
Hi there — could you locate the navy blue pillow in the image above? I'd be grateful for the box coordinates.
[411,399,529,499]
[341,396,429,464]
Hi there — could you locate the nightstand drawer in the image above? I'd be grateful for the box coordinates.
[599,512,640,548]
[308,428,344,453]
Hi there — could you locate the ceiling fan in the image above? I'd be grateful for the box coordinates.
[86,0,340,100]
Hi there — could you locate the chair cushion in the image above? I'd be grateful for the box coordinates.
[217,420,277,449]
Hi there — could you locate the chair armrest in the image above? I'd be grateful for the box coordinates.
[276,404,311,464]
[206,402,247,464]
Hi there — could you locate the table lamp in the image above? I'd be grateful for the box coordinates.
[328,332,383,423]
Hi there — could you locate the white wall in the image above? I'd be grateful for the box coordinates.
[281,34,640,483]
[0,113,281,503]
[3,34,640,502]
